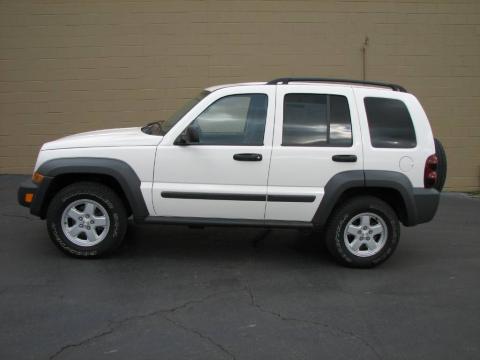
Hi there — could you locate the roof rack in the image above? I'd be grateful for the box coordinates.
[266,77,407,92]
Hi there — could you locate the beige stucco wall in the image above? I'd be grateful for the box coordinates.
[1,0,479,191]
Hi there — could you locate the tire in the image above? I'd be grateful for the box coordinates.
[325,196,400,268]
[434,138,447,192]
[46,181,127,257]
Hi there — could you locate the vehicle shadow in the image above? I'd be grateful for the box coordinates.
[117,222,333,266]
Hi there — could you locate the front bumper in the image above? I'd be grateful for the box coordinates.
[18,176,53,217]
[17,179,38,208]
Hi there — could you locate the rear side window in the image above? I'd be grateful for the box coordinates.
[282,94,352,147]
[364,97,416,148]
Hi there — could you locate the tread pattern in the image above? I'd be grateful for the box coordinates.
[46,181,127,257]
[325,196,400,268]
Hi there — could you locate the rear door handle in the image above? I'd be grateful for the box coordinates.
[332,154,357,162]
[233,153,263,161]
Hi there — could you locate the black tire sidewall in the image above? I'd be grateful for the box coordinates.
[46,183,126,257]
[327,198,399,267]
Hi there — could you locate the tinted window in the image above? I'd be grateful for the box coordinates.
[282,94,352,147]
[364,97,416,148]
[190,94,268,145]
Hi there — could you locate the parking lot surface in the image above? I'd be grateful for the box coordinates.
[1,175,479,360]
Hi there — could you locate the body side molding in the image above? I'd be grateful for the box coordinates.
[161,192,264,202]
[161,191,316,203]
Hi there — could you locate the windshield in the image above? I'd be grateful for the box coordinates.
[143,90,210,136]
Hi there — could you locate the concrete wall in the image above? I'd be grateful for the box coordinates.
[1,0,479,191]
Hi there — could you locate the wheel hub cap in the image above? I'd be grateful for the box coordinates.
[61,199,110,247]
[343,212,387,257]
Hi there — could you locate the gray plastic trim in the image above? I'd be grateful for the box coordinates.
[312,170,440,228]
[35,157,149,219]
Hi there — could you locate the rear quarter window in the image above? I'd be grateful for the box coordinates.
[364,97,416,148]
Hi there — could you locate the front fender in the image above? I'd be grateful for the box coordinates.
[30,157,149,220]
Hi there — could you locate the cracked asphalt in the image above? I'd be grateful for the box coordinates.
[1,174,479,360]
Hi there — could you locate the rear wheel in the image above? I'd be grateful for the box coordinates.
[46,182,127,257]
[325,196,400,268]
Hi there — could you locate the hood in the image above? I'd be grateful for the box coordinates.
[42,127,162,150]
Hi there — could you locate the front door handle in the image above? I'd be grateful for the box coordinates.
[332,154,357,162]
[233,153,263,161]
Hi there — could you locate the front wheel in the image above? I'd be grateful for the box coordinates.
[325,196,400,268]
[46,182,127,257]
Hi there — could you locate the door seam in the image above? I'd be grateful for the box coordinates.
[264,85,277,219]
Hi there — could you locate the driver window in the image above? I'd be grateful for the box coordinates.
[189,93,268,145]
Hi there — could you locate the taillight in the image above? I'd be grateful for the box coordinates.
[424,154,438,188]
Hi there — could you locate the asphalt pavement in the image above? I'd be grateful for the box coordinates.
[1,175,479,360]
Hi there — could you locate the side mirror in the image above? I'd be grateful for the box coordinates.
[174,124,200,145]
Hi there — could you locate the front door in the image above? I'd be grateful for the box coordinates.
[152,85,276,220]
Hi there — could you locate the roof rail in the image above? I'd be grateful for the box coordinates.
[266,77,407,92]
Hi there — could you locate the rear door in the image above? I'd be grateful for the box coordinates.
[266,84,363,221]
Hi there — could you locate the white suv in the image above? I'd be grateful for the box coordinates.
[18,78,446,267]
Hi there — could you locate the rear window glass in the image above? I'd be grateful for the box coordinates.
[364,97,416,148]
[282,94,352,147]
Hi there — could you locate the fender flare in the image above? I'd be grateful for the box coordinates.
[312,170,430,228]
[312,170,364,228]
[33,157,149,220]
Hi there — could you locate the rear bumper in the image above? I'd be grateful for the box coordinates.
[409,188,440,226]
